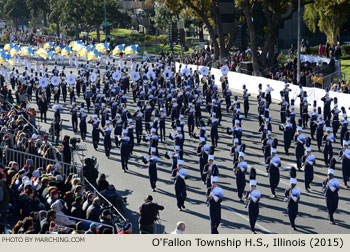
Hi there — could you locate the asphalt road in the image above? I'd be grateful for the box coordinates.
[9,57,350,234]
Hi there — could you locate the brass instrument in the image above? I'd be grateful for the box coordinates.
[131,82,138,91]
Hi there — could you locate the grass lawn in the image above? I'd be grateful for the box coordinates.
[89,29,138,42]
[341,59,350,80]
[88,28,198,55]
[139,44,194,55]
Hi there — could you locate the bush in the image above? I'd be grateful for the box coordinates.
[309,46,319,56]
[341,45,350,56]
[277,54,289,63]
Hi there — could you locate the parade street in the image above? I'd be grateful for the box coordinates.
[19,58,350,234]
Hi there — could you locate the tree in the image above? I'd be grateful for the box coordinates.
[26,0,50,27]
[236,0,314,76]
[152,1,176,32]
[152,0,236,61]
[48,0,62,38]
[84,0,127,42]
[60,0,87,40]
[304,0,350,45]
[3,0,29,31]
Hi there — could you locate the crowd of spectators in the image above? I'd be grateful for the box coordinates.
[0,93,128,234]
[182,48,246,71]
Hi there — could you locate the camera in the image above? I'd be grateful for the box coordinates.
[70,137,81,148]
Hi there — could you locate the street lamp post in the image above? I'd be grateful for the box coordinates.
[297,0,301,84]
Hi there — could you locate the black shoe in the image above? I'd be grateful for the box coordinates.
[181,204,185,209]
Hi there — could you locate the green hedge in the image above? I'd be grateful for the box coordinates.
[342,45,350,56]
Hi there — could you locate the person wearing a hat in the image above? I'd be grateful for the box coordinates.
[339,107,348,147]
[331,97,340,138]
[234,152,248,201]
[148,127,159,156]
[86,222,102,234]
[208,112,219,147]
[245,168,260,233]
[159,107,167,142]
[284,167,301,230]
[322,158,340,224]
[103,120,113,158]
[280,115,293,155]
[309,101,318,139]
[206,176,223,234]
[266,139,280,198]
[322,124,334,166]
[262,130,273,164]
[120,128,130,172]
[302,137,316,192]
[321,88,333,122]
[295,119,306,170]
[134,107,143,144]
[143,147,158,192]
[243,86,250,118]
[71,103,79,134]
[171,160,188,211]
[315,113,325,151]
[278,93,288,124]
[197,138,209,183]
[203,153,219,188]
[79,107,87,141]
[127,118,135,156]
[339,132,350,188]
[88,115,102,150]
[113,113,123,148]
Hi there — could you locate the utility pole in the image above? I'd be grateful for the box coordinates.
[297,0,301,84]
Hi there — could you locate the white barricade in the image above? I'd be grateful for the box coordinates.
[175,62,350,112]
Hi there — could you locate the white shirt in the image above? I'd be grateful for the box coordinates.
[170,229,184,234]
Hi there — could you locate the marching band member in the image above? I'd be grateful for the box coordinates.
[284,167,300,230]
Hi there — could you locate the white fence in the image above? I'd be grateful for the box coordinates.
[175,63,350,112]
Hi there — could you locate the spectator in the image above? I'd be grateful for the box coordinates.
[18,186,36,219]
[99,209,113,233]
[0,172,10,225]
[118,222,133,234]
[70,196,85,219]
[82,191,95,213]
[40,210,56,234]
[318,44,325,57]
[86,197,102,222]
[0,222,5,234]
[170,221,186,234]
[85,222,101,234]
[138,195,164,234]
[100,184,125,210]
[97,173,109,192]
[17,217,36,234]
[46,188,60,206]
[72,221,85,234]
[50,199,75,227]
[83,158,98,187]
